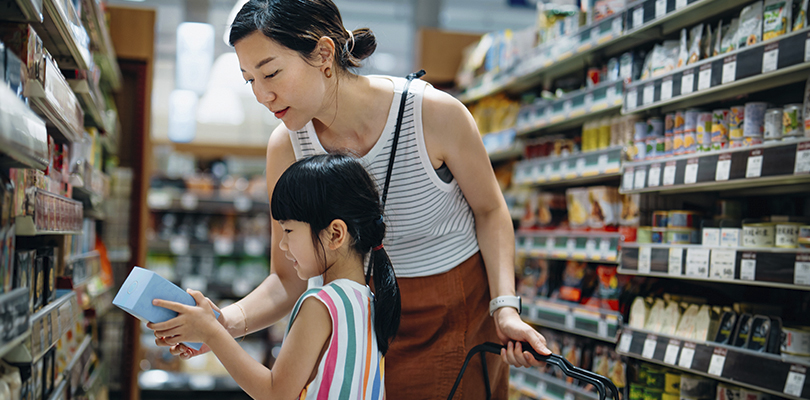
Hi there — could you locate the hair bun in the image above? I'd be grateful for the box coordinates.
[348,28,376,63]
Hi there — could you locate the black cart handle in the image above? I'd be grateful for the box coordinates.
[447,342,620,400]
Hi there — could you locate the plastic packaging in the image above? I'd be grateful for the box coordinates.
[720,18,739,53]
[737,1,763,48]
[783,104,804,137]
[762,0,792,40]
[795,0,809,31]
[687,24,704,65]
[677,28,689,68]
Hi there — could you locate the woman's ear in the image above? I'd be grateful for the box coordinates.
[316,36,335,68]
[324,219,348,250]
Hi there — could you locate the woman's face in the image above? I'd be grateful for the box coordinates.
[234,31,331,131]
[277,220,325,280]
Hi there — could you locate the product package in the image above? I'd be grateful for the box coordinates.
[763,0,792,40]
[566,188,590,229]
[795,0,808,30]
[721,18,740,53]
[737,1,764,48]
[588,186,620,229]
[113,266,221,350]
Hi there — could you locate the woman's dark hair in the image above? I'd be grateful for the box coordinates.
[229,0,376,71]
[271,154,400,355]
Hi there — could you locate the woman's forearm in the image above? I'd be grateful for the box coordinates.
[221,272,308,337]
[474,204,517,300]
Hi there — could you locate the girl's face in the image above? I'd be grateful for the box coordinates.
[234,31,332,131]
[278,220,325,280]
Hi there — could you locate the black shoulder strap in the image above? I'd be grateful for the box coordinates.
[380,69,425,207]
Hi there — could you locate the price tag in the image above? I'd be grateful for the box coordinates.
[698,64,712,90]
[214,237,234,255]
[633,7,644,29]
[627,89,638,110]
[147,191,172,209]
[676,0,688,9]
[600,238,612,257]
[634,168,647,190]
[795,254,810,285]
[566,237,576,254]
[648,163,661,187]
[586,238,597,257]
[664,340,681,365]
[686,248,711,278]
[678,342,696,368]
[708,348,727,376]
[565,392,575,400]
[598,320,609,338]
[643,83,655,105]
[546,237,556,251]
[763,43,779,73]
[598,154,609,172]
[655,0,667,18]
[560,160,570,175]
[170,236,190,255]
[565,313,575,329]
[180,193,198,210]
[545,162,554,177]
[663,162,677,186]
[805,33,810,62]
[661,78,673,101]
[639,246,652,274]
[740,253,756,281]
[576,157,587,175]
[537,381,548,397]
[784,365,807,398]
[669,247,684,275]
[619,331,633,353]
[685,158,699,184]
[234,196,253,212]
[681,70,695,94]
[746,150,763,178]
[722,56,736,84]
[613,17,623,35]
[643,334,658,359]
[710,249,736,280]
[623,167,635,191]
[795,142,810,174]
[716,154,732,181]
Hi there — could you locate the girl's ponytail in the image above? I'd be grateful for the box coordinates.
[365,217,400,356]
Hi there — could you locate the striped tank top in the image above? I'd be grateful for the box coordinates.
[285,279,384,400]
[288,76,479,277]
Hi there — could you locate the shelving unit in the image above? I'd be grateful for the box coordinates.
[513,146,623,187]
[34,0,91,70]
[147,190,270,215]
[0,83,49,170]
[517,231,621,263]
[511,367,601,400]
[524,299,622,343]
[616,327,810,400]
[0,288,31,358]
[0,0,44,23]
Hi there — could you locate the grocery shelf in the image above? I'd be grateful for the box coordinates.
[65,335,93,396]
[458,0,752,103]
[0,0,43,22]
[516,231,622,264]
[0,288,31,358]
[5,290,80,363]
[15,189,84,236]
[620,138,810,195]
[81,0,122,89]
[624,28,810,114]
[47,380,68,400]
[616,327,810,400]
[69,78,108,131]
[34,0,91,70]
[24,55,85,144]
[68,251,101,287]
[0,83,49,170]
[513,146,623,188]
[619,243,810,291]
[515,81,624,138]
[524,298,622,343]
[511,367,600,400]
[147,191,270,215]
[483,129,522,162]
[148,237,268,258]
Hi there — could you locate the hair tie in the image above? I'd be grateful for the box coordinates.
[346,28,355,55]
[373,243,384,251]
[376,215,384,226]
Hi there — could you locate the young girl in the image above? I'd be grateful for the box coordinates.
[149,154,400,399]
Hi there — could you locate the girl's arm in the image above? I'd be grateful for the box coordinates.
[153,291,331,400]
[421,87,551,367]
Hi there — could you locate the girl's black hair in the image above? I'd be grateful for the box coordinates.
[229,0,376,71]
[271,154,400,355]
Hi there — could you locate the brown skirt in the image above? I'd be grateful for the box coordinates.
[384,252,508,400]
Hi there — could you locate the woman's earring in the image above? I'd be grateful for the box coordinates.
[324,67,332,78]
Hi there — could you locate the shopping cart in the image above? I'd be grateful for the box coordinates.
[448,342,620,400]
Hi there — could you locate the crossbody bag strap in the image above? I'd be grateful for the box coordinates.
[380,69,425,208]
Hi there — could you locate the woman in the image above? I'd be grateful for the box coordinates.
[152,0,550,398]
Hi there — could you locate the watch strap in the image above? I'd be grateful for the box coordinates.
[489,296,521,316]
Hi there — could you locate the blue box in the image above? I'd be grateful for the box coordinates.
[113,267,219,350]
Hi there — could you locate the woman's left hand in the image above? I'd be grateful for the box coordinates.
[147,289,223,345]
[493,307,551,368]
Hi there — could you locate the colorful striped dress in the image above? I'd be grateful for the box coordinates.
[285,279,385,400]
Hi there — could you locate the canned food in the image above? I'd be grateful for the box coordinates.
[764,108,783,140]
[703,227,721,246]
[799,237,810,249]
[667,229,698,244]
[783,104,804,137]
[742,222,776,247]
[711,109,729,150]
[744,102,767,137]
[668,210,698,228]
[649,117,664,137]
[664,373,680,395]
[652,211,669,228]
[652,229,665,244]
[781,326,810,356]
[645,137,657,160]
[720,227,742,247]
[696,112,713,151]
[775,222,804,248]
[635,121,648,140]
[637,226,653,243]
[673,111,685,155]
[729,106,745,139]
[634,139,647,161]
[800,225,810,239]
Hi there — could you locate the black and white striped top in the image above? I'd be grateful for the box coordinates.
[288,76,479,278]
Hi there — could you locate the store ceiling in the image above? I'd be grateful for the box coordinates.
[104,0,536,148]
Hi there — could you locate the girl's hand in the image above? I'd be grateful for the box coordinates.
[162,342,211,360]
[147,290,224,345]
[493,307,551,368]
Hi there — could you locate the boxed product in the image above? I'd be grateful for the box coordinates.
[14,249,35,311]
[593,0,625,21]
[736,1,763,48]
[566,187,590,229]
[588,186,620,229]
[113,266,220,350]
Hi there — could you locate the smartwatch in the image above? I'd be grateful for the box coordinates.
[489,296,522,316]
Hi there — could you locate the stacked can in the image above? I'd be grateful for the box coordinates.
[664,113,675,157]
[728,105,745,141]
[765,108,783,141]
[711,109,729,150]
[783,104,804,138]
[696,112,713,151]
[683,109,699,153]
[672,111,686,155]
[634,121,647,160]
[645,117,665,159]
[734,102,767,147]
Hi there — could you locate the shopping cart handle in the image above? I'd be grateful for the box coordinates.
[447,342,619,400]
